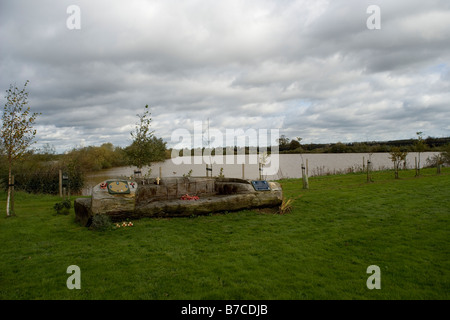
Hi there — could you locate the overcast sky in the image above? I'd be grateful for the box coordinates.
[1,0,449,153]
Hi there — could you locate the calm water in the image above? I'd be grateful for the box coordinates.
[83,152,440,195]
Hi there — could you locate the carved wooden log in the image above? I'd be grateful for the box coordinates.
[74,178,283,225]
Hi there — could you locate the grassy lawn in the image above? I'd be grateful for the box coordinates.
[0,168,449,300]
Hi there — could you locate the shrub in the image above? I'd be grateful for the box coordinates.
[1,157,85,195]
[53,199,72,215]
[425,154,445,168]
[89,214,113,231]
[279,197,293,214]
[183,169,193,177]
[441,144,450,165]
[389,147,408,179]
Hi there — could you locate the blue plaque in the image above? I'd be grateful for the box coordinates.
[251,180,271,191]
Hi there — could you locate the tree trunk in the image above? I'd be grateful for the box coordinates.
[394,162,399,179]
[417,152,421,176]
[59,169,63,198]
[11,175,15,214]
[6,158,12,216]
[437,156,441,175]
[6,185,11,216]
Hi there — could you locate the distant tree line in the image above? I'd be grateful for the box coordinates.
[175,136,450,156]
[277,135,450,154]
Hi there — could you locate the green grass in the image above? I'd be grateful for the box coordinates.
[0,168,449,300]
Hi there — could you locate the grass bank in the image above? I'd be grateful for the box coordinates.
[0,168,449,299]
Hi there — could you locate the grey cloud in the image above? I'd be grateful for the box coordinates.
[1,0,449,153]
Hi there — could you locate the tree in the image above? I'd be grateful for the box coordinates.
[441,143,450,165]
[289,139,301,151]
[293,137,308,189]
[330,142,348,153]
[389,147,408,179]
[1,81,40,216]
[125,105,166,174]
[414,131,426,176]
[277,135,290,151]
[425,153,444,174]
[0,141,7,185]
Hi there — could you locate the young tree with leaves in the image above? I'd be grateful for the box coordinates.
[414,131,426,176]
[389,147,408,179]
[125,105,166,175]
[1,81,40,216]
[441,143,450,166]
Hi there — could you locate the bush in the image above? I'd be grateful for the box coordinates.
[53,199,72,215]
[1,153,85,195]
[89,214,113,231]
[279,197,293,214]
[441,144,450,165]
[425,154,445,168]
[63,143,128,172]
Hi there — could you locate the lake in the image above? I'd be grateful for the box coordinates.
[82,152,441,195]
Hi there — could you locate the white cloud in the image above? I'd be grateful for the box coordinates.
[398,11,450,41]
[1,0,449,153]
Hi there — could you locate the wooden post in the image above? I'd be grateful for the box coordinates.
[363,156,365,172]
[305,167,309,189]
[301,164,305,187]
[366,160,371,183]
[415,157,418,176]
[206,164,212,177]
[301,164,309,189]
[394,161,399,179]
[242,163,245,179]
[437,155,441,174]
[259,163,262,180]
[59,169,63,198]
